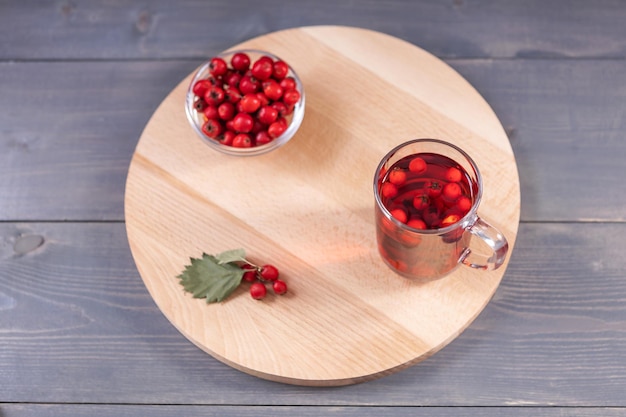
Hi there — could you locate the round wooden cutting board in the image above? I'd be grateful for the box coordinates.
[125,26,520,386]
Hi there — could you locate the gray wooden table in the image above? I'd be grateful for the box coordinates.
[2,1,626,415]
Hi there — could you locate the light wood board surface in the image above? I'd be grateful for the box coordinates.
[124,26,520,386]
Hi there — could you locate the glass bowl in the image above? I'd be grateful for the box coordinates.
[185,49,305,156]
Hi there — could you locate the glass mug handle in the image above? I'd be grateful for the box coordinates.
[461,217,509,270]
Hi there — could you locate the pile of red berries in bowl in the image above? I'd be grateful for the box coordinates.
[185,49,305,156]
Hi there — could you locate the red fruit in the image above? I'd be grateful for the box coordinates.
[192,79,212,97]
[239,75,260,94]
[232,112,254,133]
[268,119,287,138]
[426,180,443,198]
[224,87,242,103]
[413,193,429,210]
[456,196,472,212]
[251,58,274,80]
[201,118,224,138]
[193,98,207,112]
[272,280,288,295]
[203,105,219,120]
[445,167,463,183]
[255,130,272,146]
[273,60,289,80]
[231,52,251,72]
[443,182,462,202]
[390,208,407,223]
[232,133,252,148]
[441,213,461,228]
[217,102,235,120]
[270,101,288,118]
[282,89,300,106]
[250,120,265,134]
[224,72,242,88]
[257,105,278,125]
[259,264,279,281]
[209,57,228,77]
[204,85,225,106]
[381,182,398,199]
[262,79,283,101]
[279,77,296,91]
[256,92,270,107]
[239,93,261,113]
[250,282,267,300]
[218,130,236,146]
[409,157,427,173]
[388,168,406,186]
[242,269,257,282]
[423,206,441,228]
[407,218,427,230]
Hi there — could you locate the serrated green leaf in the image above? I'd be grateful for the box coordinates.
[215,248,246,265]
[178,253,245,303]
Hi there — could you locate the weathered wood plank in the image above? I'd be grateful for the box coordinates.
[0,60,200,221]
[1,222,625,405]
[2,59,625,222]
[3,404,626,417]
[1,0,625,60]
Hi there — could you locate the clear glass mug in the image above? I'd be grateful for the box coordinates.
[373,139,509,280]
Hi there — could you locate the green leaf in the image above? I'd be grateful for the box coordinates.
[178,253,245,303]
[215,248,246,265]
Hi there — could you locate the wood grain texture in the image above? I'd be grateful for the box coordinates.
[2,0,626,60]
[3,404,626,417]
[125,26,520,386]
[3,58,625,222]
[2,223,626,405]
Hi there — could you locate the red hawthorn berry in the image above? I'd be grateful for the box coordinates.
[242,269,257,282]
[409,157,427,173]
[272,280,288,295]
[259,264,279,281]
[279,77,296,91]
[209,57,228,77]
[203,105,219,120]
[255,130,272,146]
[251,58,273,80]
[204,85,225,106]
[445,167,463,183]
[407,218,427,230]
[230,52,251,72]
[267,119,287,138]
[218,130,236,146]
[270,101,288,118]
[262,79,283,101]
[239,93,262,113]
[273,60,289,80]
[257,105,278,125]
[443,182,462,202]
[192,79,212,97]
[201,118,224,138]
[250,282,267,300]
[232,133,252,148]
[388,168,406,186]
[217,102,235,120]
[239,75,260,94]
[282,89,300,106]
[381,182,398,199]
[224,71,242,88]
[413,193,429,210]
[232,112,254,133]
[193,98,207,112]
[390,208,408,223]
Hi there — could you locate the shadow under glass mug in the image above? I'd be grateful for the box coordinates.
[373,139,509,280]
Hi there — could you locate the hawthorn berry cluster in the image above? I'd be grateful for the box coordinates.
[191,52,301,148]
[242,263,287,300]
[379,154,474,230]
